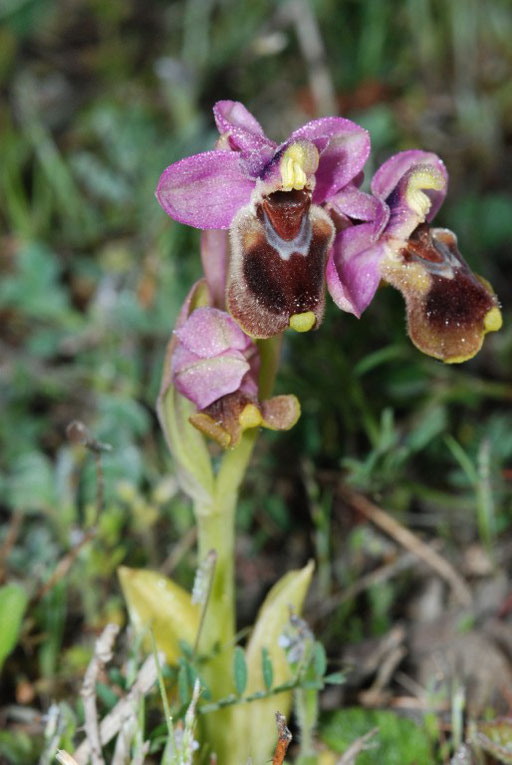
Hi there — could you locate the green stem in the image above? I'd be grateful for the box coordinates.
[195,335,282,664]
[295,685,318,765]
[194,432,257,764]
[193,335,282,763]
[257,335,283,399]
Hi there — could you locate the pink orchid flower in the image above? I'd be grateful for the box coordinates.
[156,101,370,339]
[327,150,502,363]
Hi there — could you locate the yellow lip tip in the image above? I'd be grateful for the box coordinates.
[239,403,263,430]
[484,306,503,333]
[289,311,316,333]
[444,352,478,364]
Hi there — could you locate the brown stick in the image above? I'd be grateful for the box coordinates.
[340,487,472,606]
[272,712,292,765]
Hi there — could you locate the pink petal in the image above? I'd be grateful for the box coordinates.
[174,279,212,331]
[330,184,379,222]
[156,150,255,229]
[371,149,448,220]
[372,198,391,239]
[287,117,371,203]
[172,345,250,410]
[327,224,383,317]
[175,307,252,358]
[213,100,276,176]
[200,230,228,309]
[214,100,267,139]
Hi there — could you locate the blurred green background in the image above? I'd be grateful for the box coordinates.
[0,0,511,760]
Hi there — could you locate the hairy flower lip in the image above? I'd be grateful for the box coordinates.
[384,225,502,363]
[228,200,334,339]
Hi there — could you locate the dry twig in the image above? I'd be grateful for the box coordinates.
[111,718,134,765]
[312,541,444,619]
[336,728,378,765]
[81,624,120,765]
[359,645,407,707]
[56,751,80,765]
[36,528,96,601]
[272,712,292,765]
[74,653,161,764]
[66,420,111,517]
[340,487,472,606]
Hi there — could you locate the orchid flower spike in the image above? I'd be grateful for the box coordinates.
[156,100,370,339]
[327,150,502,363]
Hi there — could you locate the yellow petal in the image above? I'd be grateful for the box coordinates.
[239,403,263,430]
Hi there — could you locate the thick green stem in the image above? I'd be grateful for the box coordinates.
[194,432,258,764]
[193,336,282,763]
[195,430,257,667]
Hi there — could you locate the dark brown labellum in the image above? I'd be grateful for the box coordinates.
[261,189,311,240]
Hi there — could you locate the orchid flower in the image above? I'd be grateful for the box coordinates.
[159,233,300,449]
[156,100,370,339]
[327,150,502,363]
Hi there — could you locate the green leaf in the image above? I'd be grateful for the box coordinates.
[118,567,200,665]
[156,280,215,506]
[0,730,37,765]
[312,641,327,679]
[158,386,215,504]
[0,242,70,322]
[8,452,57,514]
[261,647,273,691]
[178,660,190,705]
[232,560,314,765]
[0,583,28,672]
[321,708,434,765]
[323,671,345,685]
[233,646,247,697]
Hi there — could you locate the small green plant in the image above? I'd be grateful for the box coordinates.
[117,98,501,762]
